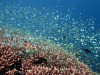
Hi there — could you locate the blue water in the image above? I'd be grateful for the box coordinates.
[0,0,100,73]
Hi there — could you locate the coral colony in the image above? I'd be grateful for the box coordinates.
[0,27,98,75]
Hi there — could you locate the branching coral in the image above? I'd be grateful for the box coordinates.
[0,28,98,75]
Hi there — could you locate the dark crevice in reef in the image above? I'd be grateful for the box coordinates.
[0,59,23,75]
[33,57,47,65]
[10,59,22,70]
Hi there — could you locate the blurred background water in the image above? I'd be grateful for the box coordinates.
[0,0,100,73]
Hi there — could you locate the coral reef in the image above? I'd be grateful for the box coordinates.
[0,28,98,75]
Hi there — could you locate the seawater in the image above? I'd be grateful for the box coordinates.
[0,0,100,73]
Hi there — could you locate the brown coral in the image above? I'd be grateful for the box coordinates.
[0,28,98,75]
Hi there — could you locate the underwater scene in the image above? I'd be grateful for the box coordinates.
[0,0,100,75]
